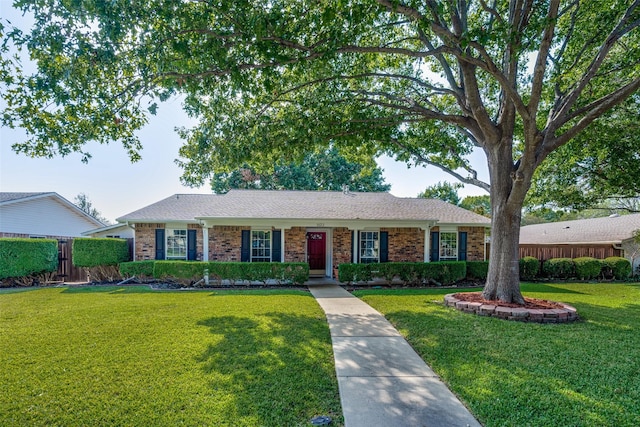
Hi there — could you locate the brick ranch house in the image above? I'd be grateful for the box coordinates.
[116,190,491,278]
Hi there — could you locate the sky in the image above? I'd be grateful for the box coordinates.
[0,2,489,224]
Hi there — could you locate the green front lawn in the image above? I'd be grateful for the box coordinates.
[0,287,343,426]
[355,283,640,427]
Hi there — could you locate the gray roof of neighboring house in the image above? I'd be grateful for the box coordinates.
[0,192,53,204]
[520,213,640,245]
[117,190,491,225]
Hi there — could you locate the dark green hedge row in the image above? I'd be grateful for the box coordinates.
[466,261,489,280]
[338,262,467,285]
[119,261,309,285]
[0,238,58,279]
[531,256,632,280]
[72,238,130,267]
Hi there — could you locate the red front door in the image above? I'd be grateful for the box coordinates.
[307,232,326,273]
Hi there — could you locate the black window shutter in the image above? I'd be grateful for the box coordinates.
[380,231,389,262]
[241,230,251,262]
[155,229,165,260]
[350,231,355,263]
[430,231,439,262]
[458,232,468,261]
[187,229,197,260]
[271,230,282,262]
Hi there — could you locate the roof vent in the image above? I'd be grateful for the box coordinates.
[342,185,350,194]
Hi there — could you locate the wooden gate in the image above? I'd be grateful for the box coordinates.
[57,239,87,282]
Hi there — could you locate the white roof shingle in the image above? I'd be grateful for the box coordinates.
[117,190,491,226]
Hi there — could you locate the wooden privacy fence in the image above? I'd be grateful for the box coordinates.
[56,238,134,283]
[519,244,622,261]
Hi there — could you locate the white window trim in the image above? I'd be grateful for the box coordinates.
[250,229,272,263]
[439,231,458,260]
[359,230,380,263]
[166,229,188,260]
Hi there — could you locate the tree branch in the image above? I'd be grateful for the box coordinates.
[389,138,491,191]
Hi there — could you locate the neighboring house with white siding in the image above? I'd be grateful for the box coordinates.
[82,223,134,239]
[0,192,105,239]
[116,190,491,279]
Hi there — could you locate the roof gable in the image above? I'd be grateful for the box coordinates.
[0,192,104,237]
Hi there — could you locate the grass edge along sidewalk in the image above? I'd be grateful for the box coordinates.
[0,287,343,427]
[355,282,640,427]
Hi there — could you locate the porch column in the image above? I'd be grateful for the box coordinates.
[424,228,430,262]
[202,226,209,261]
[281,229,285,262]
[352,228,359,263]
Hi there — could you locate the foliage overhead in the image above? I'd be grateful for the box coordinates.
[3,1,637,189]
[527,96,640,210]
[211,147,390,193]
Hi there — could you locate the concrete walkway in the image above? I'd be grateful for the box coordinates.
[308,283,481,427]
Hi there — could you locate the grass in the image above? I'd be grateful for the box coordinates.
[354,282,640,427]
[0,286,343,426]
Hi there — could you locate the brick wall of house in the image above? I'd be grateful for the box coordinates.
[208,226,247,261]
[459,226,487,261]
[383,227,425,262]
[134,223,164,260]
[333,227,352,267]
[284,227,307,262]
[134,223,204,261]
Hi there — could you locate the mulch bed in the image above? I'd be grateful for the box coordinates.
[453,291,565,309]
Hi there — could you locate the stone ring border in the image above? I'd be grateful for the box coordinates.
[444,294,579,323]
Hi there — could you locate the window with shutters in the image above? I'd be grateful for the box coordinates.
[439,232,458,260]
[359,231,379,263]
[251,230,271,262]
[166,229,187,259]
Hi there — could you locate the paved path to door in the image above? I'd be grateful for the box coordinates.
[308,283,481,427]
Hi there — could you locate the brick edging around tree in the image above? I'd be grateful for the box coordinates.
[444,294,579,323]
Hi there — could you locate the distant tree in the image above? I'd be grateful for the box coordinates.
[211,147,390,193]
[74,193,108,224]
[459,195,491,217]
[418,182,462,205]
[419,182,491,218]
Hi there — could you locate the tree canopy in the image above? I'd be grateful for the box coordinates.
[211,147,390,193]
[2,1,639,303]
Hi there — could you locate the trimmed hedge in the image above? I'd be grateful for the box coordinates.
[574,257,602,280]
[543,258,575,279]
[119,260,155,278]
[0,238,58,279]
[519,256,540,281]
[122,261,309,286]
[466,261,489,280]
[604,257,632,280]
[72,238,130,267]
[338,262,466,286]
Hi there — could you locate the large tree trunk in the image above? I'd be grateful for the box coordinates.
[481,140,529,304]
